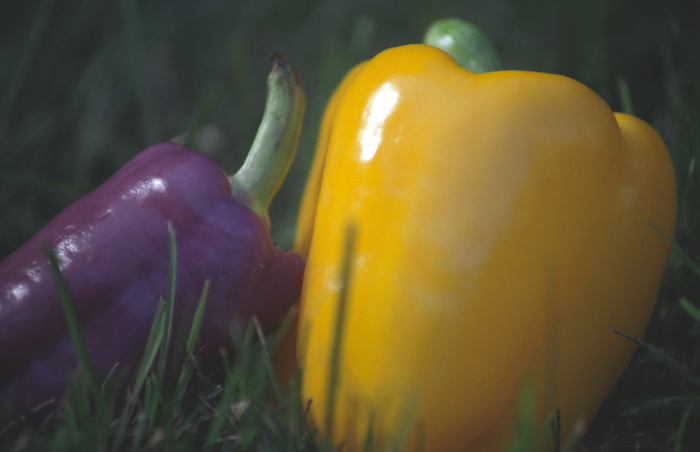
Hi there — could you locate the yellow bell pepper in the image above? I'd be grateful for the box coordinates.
[287,27,677,451]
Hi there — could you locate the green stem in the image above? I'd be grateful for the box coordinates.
[229,53,306,230]
[423,18,502,73]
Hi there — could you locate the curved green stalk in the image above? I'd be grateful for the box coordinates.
[229,53,306,230]
[424,18,502,73]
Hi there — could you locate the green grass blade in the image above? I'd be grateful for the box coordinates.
[614,330,700,388]
[44,248,100,401]
[674,406,694,452]
[184,280,210,363]
[508,377,536,452]
[204,370,235,449]
[680,297,700,323]
[561,424,585,452]
[157,224,178,377]
[620,395,700,416]
[131,301,168,399]
[271,305,298,352]
[253,317,283,404]
[645,222,698,276]
[121,225,178,431]
[670,240,700,276]
[616,76,636,116]
[173,279,210,408]
[325,222,357,440]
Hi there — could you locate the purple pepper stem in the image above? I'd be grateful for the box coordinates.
[229,53,306,230]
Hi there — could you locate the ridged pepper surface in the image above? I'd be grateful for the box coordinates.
[293,43,677,451]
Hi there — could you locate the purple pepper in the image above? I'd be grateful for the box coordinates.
[0,55,305,413]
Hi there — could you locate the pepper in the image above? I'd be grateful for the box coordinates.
[0,55,305,414]
[291,23,677,451]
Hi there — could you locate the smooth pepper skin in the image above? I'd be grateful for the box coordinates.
[294,44,677,451]
[0,143,304,412]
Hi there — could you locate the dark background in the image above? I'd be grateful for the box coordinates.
[1,0,697,251]
[1,0,699,449]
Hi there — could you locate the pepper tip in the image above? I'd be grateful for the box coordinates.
[268,51,288,70]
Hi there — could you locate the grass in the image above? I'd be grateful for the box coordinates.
[1,228,313,451]
[1,0,699,450]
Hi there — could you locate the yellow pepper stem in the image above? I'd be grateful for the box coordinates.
[423,18,502,73]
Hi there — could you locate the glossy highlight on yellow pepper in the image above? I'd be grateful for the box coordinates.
[292,44,677,451]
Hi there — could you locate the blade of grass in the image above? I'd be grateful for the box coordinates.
[680,297,700,323]
[172,279,210,410]
[109,298,168,448]
[203,322,262,449]
[157,224,178,378]
[325,222,357,441]
[670,240,700,276]
[620,395,700,416]
[508,377,536,452]
[183,280,209,361]
[646,222,699,276]
[254,317,283,405]
[129,298,168,405]
[616,76,636,116]
[204,360,237,449]
[674,406,694,452]
[614,330,700,388]
[114,225,179,445]
[44,248,100,402]
[560,421,585,452]
[144,226,178,431]
[271,305,298,352]
[361,412,376,452]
